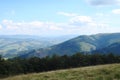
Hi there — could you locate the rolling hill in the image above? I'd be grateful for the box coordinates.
[0,37,52,58]
[0,35,76,58]
[20,33,120,58]
[1,64,120,80]
[93,42,120,55]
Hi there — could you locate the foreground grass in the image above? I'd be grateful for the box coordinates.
[1,64,120,80]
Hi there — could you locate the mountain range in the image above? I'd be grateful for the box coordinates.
[0,33,120,58]
[20,33,120,58]
[0,35,76,58]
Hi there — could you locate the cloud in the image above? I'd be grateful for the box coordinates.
[87,0,120,6]
[57,13,114,34]
[57,12,77,17]
[1,12,120,36]
[112,9,120,14]
[2,20,59,30]
[68,15,99,28]
[0,25,2,29]
[1,20,63,35]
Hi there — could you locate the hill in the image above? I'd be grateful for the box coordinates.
[1,64,120,80]
[21,33,120,58]
[93,42,120,55]
[0,35,76,58]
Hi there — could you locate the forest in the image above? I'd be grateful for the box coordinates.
[0,53,120,78]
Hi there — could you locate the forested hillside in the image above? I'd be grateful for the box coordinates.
[0,53,120,78]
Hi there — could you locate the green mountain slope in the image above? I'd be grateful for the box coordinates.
[93,42,120,55]
[0,35,76,58]
[1,64,120,80]
[21,33,120,58]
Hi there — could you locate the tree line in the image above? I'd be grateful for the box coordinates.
[0,53,120,78]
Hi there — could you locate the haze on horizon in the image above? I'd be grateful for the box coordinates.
[0,0,120,36]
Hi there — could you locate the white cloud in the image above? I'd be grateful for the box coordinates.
[87,0,120,6]
[1,19,64,35]
[2,20,45,30]
[57,12,77,17]
[2,20,19,29]
[112,9,120,14]
[70,16,93,23]
[69,15,98,27]
[0,25,2,29]
[1,12,120,36]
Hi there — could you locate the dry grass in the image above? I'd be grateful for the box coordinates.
[1,64,120,80]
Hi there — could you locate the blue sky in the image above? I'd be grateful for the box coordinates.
[0,0,120,36]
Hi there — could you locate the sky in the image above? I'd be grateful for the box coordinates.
[0,0,120,36]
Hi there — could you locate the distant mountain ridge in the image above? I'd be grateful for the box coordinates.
[0,35,76,58]
[93,42,120,55]
[20,33,120,58]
